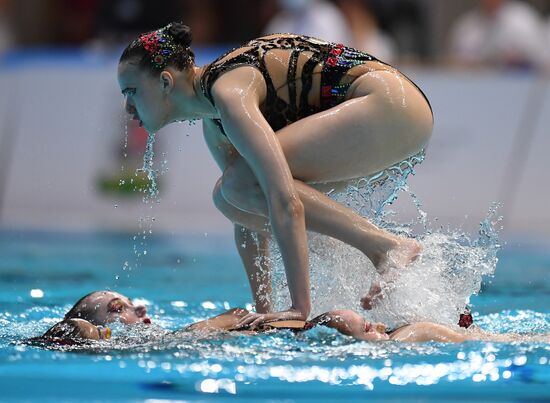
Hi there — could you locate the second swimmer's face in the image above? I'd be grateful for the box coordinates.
[117,61,172,133]
[67,291,151,326]
[364,321,390,341]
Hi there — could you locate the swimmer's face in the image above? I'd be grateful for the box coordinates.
[363,321,390,341]
[118,61,174,133]
[69,291,151,326]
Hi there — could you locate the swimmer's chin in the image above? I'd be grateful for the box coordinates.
[140,119,166,134]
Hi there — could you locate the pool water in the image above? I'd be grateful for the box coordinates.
[0,230,549,401]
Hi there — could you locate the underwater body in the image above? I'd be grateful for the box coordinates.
[1,148,549,401]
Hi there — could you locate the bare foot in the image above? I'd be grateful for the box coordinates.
[375,237,422,275]
[361,238,422,311]
[360,282,382,310]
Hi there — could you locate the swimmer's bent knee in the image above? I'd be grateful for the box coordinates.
[212,177,226,212]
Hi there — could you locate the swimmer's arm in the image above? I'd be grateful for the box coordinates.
[203,120,272,313]
[202,118,239,172]
[184,308,249,331]
[389,322,470,343]
[212,67,310,321]
[234,225,273,314]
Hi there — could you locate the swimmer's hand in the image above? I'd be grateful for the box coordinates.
[235,309,306,330]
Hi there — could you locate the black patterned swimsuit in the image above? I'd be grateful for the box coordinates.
[200,34,431,136]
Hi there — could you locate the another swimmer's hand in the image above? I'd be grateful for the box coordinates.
[235,308,306,330]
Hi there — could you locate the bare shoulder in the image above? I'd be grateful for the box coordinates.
[390,322,470,343]
[211,66,267,106]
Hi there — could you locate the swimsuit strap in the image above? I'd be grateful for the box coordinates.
[200,35,330,109]
[298,54,322,117]
[200,50,259,105]
[287,48,300,119]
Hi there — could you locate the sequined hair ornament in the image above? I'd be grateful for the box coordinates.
[139,26,179,70]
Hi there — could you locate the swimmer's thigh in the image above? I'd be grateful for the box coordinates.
[275,71,433,183]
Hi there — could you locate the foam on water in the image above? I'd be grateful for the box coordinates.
[269,152,501,328]
[138,131,160,199]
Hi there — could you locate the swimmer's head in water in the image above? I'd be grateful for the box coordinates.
[64,291,151,326]
[118,22,196,132]
[42,318,111,343]
[363,320,390,341]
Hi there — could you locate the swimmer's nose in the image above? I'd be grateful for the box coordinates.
[135,305,147,318]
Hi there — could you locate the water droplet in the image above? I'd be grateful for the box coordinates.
[30,289,44,298]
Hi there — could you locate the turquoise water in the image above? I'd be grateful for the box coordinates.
[0,230,549,402]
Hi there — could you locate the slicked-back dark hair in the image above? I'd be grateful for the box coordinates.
[119,22,195,74]
[64,291,102,324]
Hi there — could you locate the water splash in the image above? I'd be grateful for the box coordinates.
[269,151,501,328]
[367,209,501,328]
[127,132,161,271]
[138,132,159,199]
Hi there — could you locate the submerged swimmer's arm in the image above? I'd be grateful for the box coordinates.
[184,308,249,331]
[211,66,311,325]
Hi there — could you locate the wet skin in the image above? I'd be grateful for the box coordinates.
[67,291,151,326]
[42,318,111,342]
[117,33,432,326]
